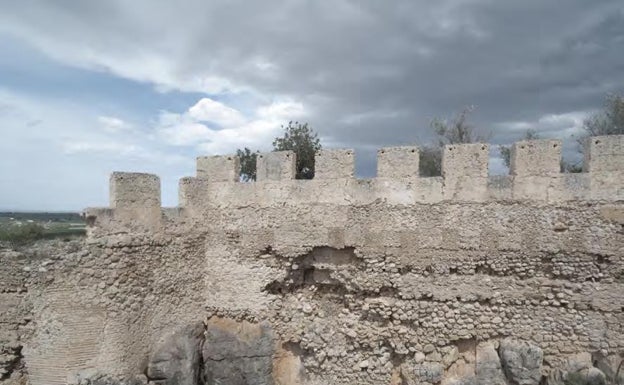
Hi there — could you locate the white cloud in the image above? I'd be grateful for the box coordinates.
[98,115,133,133]
[158,120,214,146]
[0,88,196,209]
[155,98,306,154]
[256,100,305,120]
[188,98,246,127]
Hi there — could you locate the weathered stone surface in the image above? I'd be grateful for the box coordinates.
[566,352,593,373]
[499,338,543,385]
[475,342,506,385]
[202,317,274,385]
[70,370,147,385]
[544,353,610,385]
[586,367,607,385]
[592,353,624,384]
[400,362,444,385]
[273,344,304,385]
[147,322,204,385]
[441,358,476,385]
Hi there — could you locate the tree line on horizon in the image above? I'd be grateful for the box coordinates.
[237,93,624,180]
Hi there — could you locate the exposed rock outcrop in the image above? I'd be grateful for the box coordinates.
[499,338,543,385]
[147,322,204,385]
[475,342,507,385]
[202,317,274,385]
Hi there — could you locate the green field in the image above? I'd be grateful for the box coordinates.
[0,212,86,246]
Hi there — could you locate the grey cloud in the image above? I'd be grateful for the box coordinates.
[1,0,623,177]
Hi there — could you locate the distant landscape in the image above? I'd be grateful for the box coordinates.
[0,212,86,245]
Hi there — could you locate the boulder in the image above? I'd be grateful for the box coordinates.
[147,322,205,385]
[475,342,507,385]
[545,353,608,385]
[499,338,543,385]
[202,317,274,385]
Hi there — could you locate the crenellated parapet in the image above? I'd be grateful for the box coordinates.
[87,135,624,228]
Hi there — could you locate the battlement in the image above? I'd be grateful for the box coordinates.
[88,136,624,227]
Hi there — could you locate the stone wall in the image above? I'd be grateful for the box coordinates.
[1,136,623,385]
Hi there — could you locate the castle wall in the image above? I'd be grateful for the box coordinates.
[1,136,623,385]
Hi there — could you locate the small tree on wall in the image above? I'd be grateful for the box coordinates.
[236,121,322,180]
[419,107,488,176]
[272,121,322,179]
[582,93,624,137]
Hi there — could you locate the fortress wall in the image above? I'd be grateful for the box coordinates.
[173,198,623,384]
[3,135,624,385]
[1,236,210,384]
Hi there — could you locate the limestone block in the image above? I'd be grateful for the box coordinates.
[588,170,624,200]
[377,146,419,179]
[510,139,561,177]
[314,149,354,179]
[583,135,624,172]
[443,143,489,178]
[512,175,554,201]
[197,155,240,182]
[203,317,274,385]
[582,135,624,200]
[109,172,161,228]
[475,342,506,385]
[442,143,489,201]
[509,140,562,201]
[110,172,160,209]
[147,322,204,385]
[178,177,210,208]
[256,151,296,181]
[414,176,444,203]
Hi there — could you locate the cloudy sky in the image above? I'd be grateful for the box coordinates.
[1,1,623,210]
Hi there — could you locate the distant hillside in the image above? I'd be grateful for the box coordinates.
[0,212,84,223]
